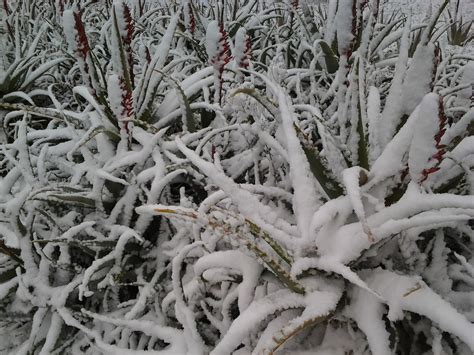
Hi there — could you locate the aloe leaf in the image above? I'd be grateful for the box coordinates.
[245,219,293,265]
[0,102,84,128]
[302,146,344,200]
[72,125,120,153]
[0,268,19,283]
[35,194,97,209]
[111,3,133,92]
[423,0,450,44]
[135,14,180,121]
[356,70,369,170]
[147,207,305,294]
[232,87,278,116]
[155,70,197,132]
[263,292,338,353]
[319,41,339,74]
[21,58,67,89]
[0,240,23,266]
[246,241,305,294]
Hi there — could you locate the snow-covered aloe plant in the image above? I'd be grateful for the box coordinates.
[0,0,473,354]
[0,2,65,99]
[206,20,232,104]
[135,1,474,354]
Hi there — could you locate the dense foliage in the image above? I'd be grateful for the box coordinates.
[0,0,473,354]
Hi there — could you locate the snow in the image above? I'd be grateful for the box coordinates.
[408,93,443,183]
[455,62,474,108]
[367,269,474,351]
[1,0,474,354]
[346,286,391,355]
[174,137,297,249]
[367,86,381,162]
[262,289,340,354]
[194,250,263,312]
[256,73,322,241]
[135,13,180,119]
[211,289,307,355]
[401,43,436,115]
[206,21,220,66]
[315,192,474,264]
[342,167,371,238]
[441,109,474,146]
[378,17,411,148]
[335,0,354,55]
[171,242,206,354]
[62,10,78,58]
[369,104,420,187]
[108,74,128,121]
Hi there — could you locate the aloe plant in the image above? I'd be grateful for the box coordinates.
[446,0,473,46]
[0,0,473,354]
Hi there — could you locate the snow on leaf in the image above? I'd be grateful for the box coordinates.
[211,289,307,355]
[408,93,446,184]
[367,268,474,351]
[194,250,263,312]
[346,285,392,355]
[401,43,437,116]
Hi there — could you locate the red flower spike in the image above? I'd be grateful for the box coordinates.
[418,96,447,184]
[290,0,299,25]
[122,3,135,85]
[430,44,441,91]
[237,34,252,70]
[420,167,440,183]
[58,0,64,15]
[234,27,252,82]
[184,1,196,35]
[73,11,91,61]
[3,0,9,15]
[207,21,232,104]
[119,77,133,137]
[145,46,151,64]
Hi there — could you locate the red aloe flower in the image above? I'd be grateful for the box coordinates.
[242,35,252,69]
[120,79,134,118]
[290,0,299,26]
[218,23,232,67]
[65,9,95,94]
[122,3,135,85]
[57,0,64,16]
[430,43,441,91]
[184,0,196,35]
[234,27,252,81]
[73,11,91,61]
[108,74,134,141]
[206,20,232,104]
[3,0,10,15]
[64,8,104,99]
[119,77,134,137]
[419,96,447,183]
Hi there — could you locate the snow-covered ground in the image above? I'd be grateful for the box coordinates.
[384,0,473,27]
